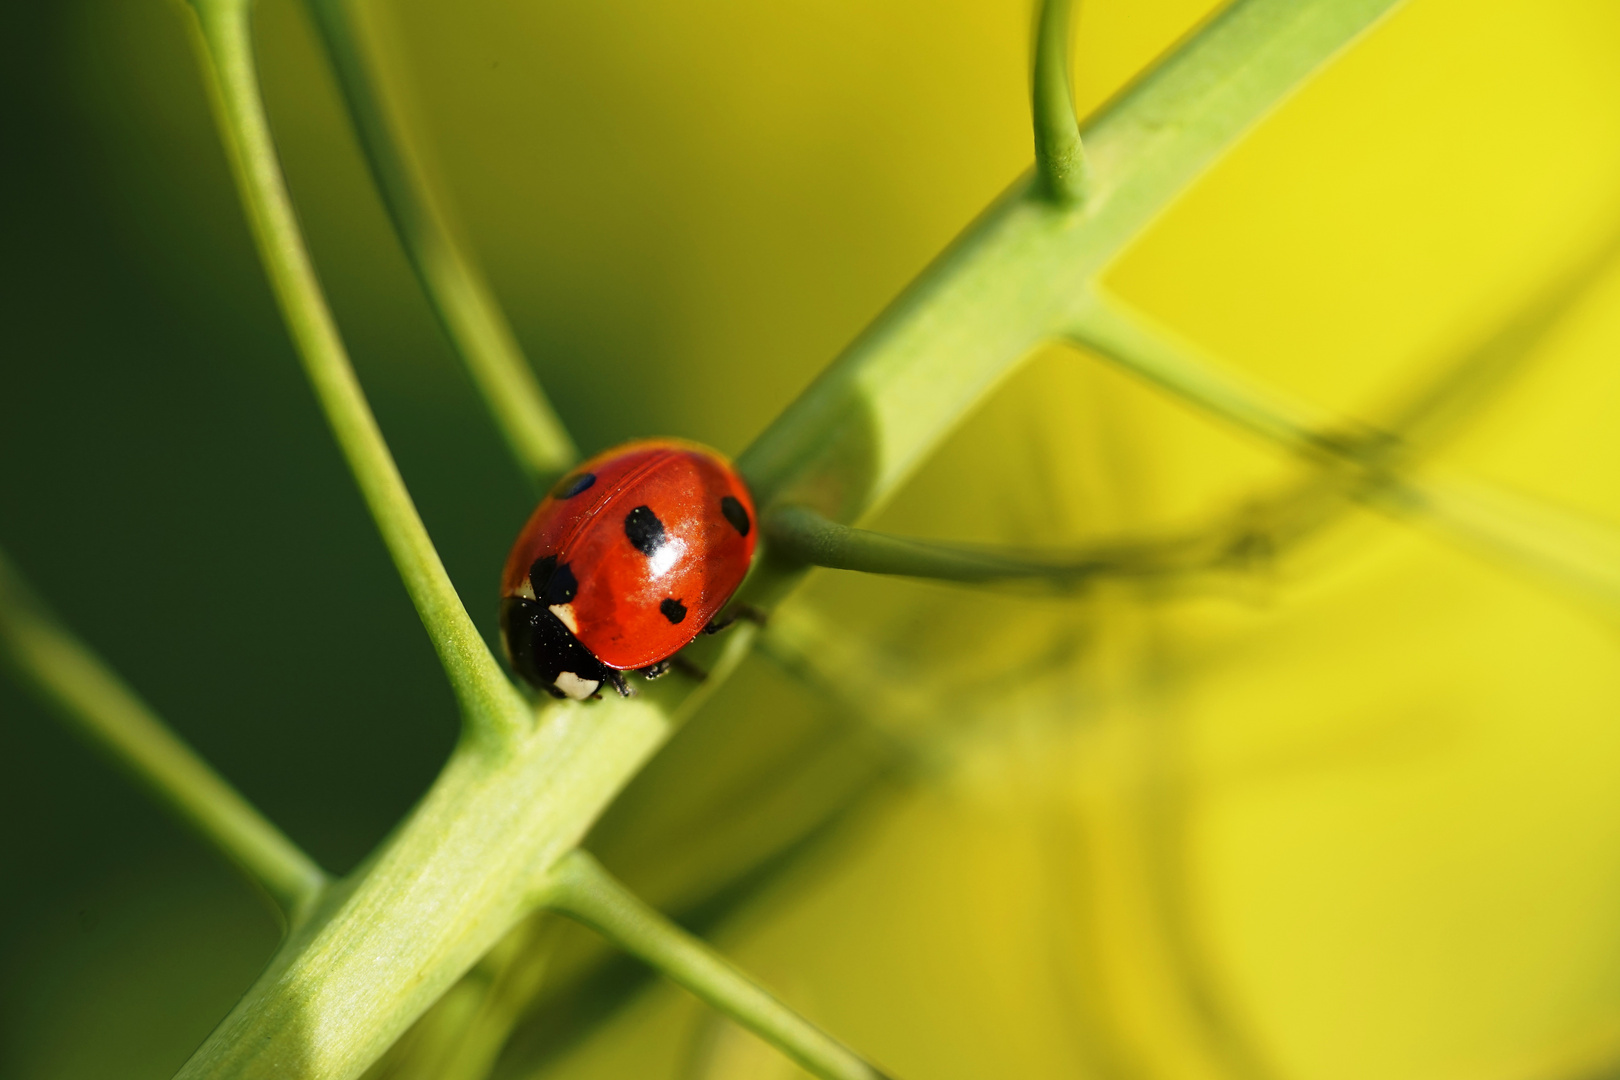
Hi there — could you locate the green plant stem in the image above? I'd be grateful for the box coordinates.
[0,550,327,922]
[764,504,1209,588]
[369,913,562,1080]
[768,218,1620,595]
[543,851,890,1080]
[303,0,578,484]
[172,5,727,1076]
[175,697,672,1080]
[1031,0,1088,204]
[185,0,525,740]
[1067,287,1341,456]
[1067,289,1620,618]
[157,0,1412,1074]
[1375,474,1620,619]
[737,0,1403,522]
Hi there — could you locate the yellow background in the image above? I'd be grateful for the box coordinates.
[7,1,1620,1078]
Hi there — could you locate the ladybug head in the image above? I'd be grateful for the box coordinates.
[499,595,609,700]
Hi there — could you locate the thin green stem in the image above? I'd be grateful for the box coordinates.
[1032,0,1088,204]
[151,1,1418,1074]
[1373,474,1620,620]
[770,227,1620,594]
[303,0,578,484]
[172,11,707,1075]
[1067,288,1620,619]
[185,0,526,741]
[0,550,327,922]
[1066,286,1346,456]
[543,850,891,1080]
[764,504,1212,588]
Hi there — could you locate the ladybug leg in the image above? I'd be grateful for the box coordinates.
[702,604,768,635]
[638,659,673,680]
[602,668,635,698]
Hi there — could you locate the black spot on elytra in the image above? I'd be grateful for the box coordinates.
[660,597,687,624]
[527,555,556,597]
[624,505,666,555]
[542,562,577,605]
[720,495,751,537]
[528,555,577,604]
[551,472,596,499]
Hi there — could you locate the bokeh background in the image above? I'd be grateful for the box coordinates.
[6,0,1620,1077]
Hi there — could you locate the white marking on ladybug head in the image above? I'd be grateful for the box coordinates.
[549,602,579,635]
[553,671,599,700]
[514,576,537,601]
[648,536,685,579]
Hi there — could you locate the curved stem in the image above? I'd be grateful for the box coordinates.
[764,504,1213,588]
[1032,0,1088,204]
[543,850,891,1080]
[303,0,578,484]
[185,0,526,741]
[0,550,327,922]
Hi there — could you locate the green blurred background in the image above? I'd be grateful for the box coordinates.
[6,0,1620,1077]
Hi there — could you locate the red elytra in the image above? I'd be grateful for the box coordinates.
[499,439,756,699]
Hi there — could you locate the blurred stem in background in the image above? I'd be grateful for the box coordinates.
[0,549,328,923]
[28,0,1616,1075]
[304,0,579,485]
[1065,289,1620,621]
[751,233,1620,623]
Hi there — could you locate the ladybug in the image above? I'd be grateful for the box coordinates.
[500,439,757,700]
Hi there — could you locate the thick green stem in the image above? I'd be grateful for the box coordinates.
[303,0,578,484]
[176,700,672,1080]
[1031,0,1088,204]
[185,0,525,741]
[0,550,327,922]
[544,851,890,1080]
[769,218,1620,596]
[153,0,1417,1075]
[737,0,1403,521]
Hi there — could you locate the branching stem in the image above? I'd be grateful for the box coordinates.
[303,0,578,484]
[543,850,891,1080]
[0,550,327,922]
[144,1,1420,1075]
[738,0,1404,520]
[1032,0,1089,204]
[184,0,526,741]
